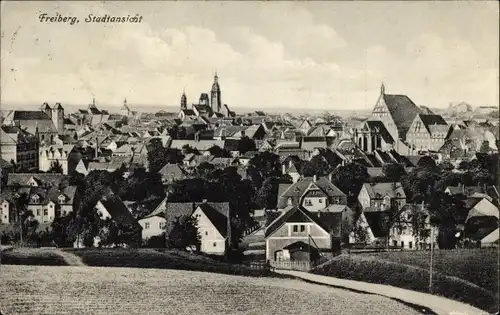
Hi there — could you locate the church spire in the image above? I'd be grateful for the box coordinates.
[381,82,385,95]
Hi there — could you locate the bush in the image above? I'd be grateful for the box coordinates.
[1,249,67,266]
[64,248,274,277]
[312,254,497,313]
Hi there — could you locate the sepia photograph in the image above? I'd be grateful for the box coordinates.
[0,1,498,314]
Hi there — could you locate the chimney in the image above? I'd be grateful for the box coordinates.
[202,199,207,204]
[313,174,317,182]
[282,164,286,175]
[192,202,196,212]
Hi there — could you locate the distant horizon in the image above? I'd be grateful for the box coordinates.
[2,2,498,110]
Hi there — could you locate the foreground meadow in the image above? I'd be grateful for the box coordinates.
[1,265,424,315]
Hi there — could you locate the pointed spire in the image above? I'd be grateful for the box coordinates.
[124,98,127,106]
[93,97,96,106]
[381,82,385,95]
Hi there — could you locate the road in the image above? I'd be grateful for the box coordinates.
[274,269,487,315]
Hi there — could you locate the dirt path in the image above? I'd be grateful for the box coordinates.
[275,269,485,315]
[44,248,86,266]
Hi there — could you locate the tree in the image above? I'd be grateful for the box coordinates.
[479,141,491,153]
[182,145,200,156]
[301,156,330,177]
[48,160,64,174]
[237,136,256,155]
[330,163,369,204]
[351,219,370,245]
[146,138,184,173]
[208,145,231,158]
[438,161,455,172]
[382,163,406,181]
[167,216,201,250]
[417,156,437,169]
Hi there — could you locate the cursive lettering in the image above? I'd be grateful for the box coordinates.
[39,13,79,25]
[84,14,143,23]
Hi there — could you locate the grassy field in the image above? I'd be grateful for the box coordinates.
[312,250,498,313]
[358,248,499,294]
[1,265,426,315]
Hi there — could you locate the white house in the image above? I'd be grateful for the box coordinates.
[192,202,231,255]
[138,198,167,240]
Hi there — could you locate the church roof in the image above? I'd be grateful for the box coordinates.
[382,94,424,133]
[53,103,64,110]
[12,111,51,121]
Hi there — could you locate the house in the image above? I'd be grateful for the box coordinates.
[480,228,499,248]
[265,205,351,262]
[358,182,406,212]
[406,114,451,153]
[388,204,436,250]
[445,184,499,203]
[1,126,39,171]
[192,201,232,255]
[38,144,82,175]
[0,184,79,224]
[76,194,142,248]
[164,202,198,244]
[7,173,68,188]
[281,161,301,183]
[465,198,498,245]
[138,197,168,241]
[276,176,347,210]
[158,163,187,185]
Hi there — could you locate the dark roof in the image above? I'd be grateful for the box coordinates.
[197,202,230,237]
[383,94,424,135]
[13,111,51,120]
[7,173,68,188]
[181,109,196,116]
[364,211,392,238]
[419,114,447,127]
[98,194,141,229]
[165,202,196,234]
[265,206,327,237]
[365,121,394,144]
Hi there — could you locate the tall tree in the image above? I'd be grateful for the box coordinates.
[330,163,369,203]
[167,216,200,250]
[237,136,256,155]
[382,163,406,181]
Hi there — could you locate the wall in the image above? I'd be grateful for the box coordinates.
[1,201,10,223]
[138,216,166,240]
[357,185,371,209]
[302,197,327,212]
[193,208,226,255]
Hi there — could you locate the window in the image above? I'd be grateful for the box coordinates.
[145,222,150,229]
[401,241,404,248]
[213,242,217,247]
[304,199,312,206]
[300,225,305,232]
[205,231,208,236]
[31,195,40,204]
[293,225,298,232]
[37,209,40,216]
[318,199,323,204]
[159,222,166,229]
[409,241,413,249]
[44,209,48,216]
[393,240,397,247]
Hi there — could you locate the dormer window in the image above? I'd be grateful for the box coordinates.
[31,195,40,204]
[58,195,66,204]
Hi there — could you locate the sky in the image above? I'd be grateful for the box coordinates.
[1,1,499,112]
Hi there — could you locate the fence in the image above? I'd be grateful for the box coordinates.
[270,260,313,272]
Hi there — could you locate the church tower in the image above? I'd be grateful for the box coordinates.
[180,90,187,110]
[210,72,221,114]
[41,102,52,118]
[52,103,64,134]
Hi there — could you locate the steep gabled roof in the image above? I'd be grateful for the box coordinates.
[361,182,406,199]
[265,205,328,238]
[196,202,230,237]
[365,121,394,144]
[383,94,424,133]
[98,194,141,229]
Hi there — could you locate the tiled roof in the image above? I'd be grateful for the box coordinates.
[197,202,230,237]
[265,205,328,238]
[362,182,406,199]
[467,198,499,222]
[164,202,197,234]
[364,211,393,238]
[383,94,424,135]
[277,177,345,208]
[99,194,141,229]
[7,173,68,187]
[365,121,394,144]
[12,111,51,120]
